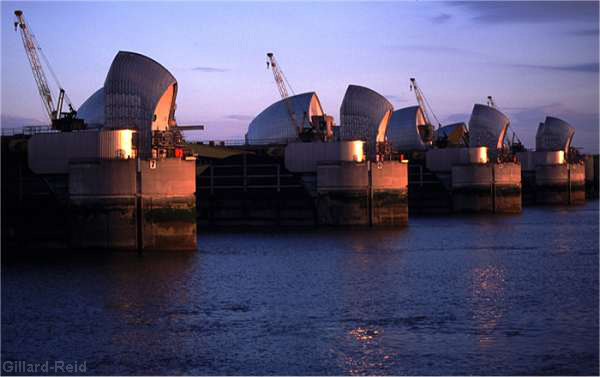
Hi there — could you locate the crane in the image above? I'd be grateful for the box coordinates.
[14,10,83,131]
[409,78,438,144]
[266,52,301,136]
[409,78,441,129]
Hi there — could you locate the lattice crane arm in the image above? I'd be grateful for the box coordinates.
[266,52,299,134]
[410,78,441,128]
[14,10,56,122]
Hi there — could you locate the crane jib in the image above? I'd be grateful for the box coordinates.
[13,9,81,131]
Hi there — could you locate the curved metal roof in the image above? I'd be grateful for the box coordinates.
[468,104,509,149]
[340,85,394,146]
[77,87,105,129]
[436,122,467,146]
[246,92,324,143]
[536,116,574,153]
[386,106,428,150]
[104,51,178,157]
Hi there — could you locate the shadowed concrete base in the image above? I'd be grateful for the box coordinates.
[535,163,585,205]
[452,163,522,213]
[69,159,196,251]
[316,161,408,226]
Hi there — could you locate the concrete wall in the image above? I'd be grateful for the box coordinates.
[426,148,488,173]
[584,155,599,199]
[70,159,137,196]
[535,163,585,205]
[69,158,196,250]
[29,130,136,174]
[316,161,408,226]
[451,162,521,213]
[140,159,196,195]
[284,141,365,173]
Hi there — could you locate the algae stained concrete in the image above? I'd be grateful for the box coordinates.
[69,159,196,251]
[316,161,408,226]
[451,162,521,214]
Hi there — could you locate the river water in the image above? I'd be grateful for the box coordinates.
[2,202,598,375]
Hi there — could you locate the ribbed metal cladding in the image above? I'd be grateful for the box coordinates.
[386,106,427,151]
[246,92,323,143]
[104,51,177,158]
[536,116,575,153]
[468,104,510,149]
[340,85,393,151]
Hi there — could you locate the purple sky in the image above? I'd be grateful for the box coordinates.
[1,1,598,152]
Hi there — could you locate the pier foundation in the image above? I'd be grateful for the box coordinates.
[451,162,521,213]
[535,163,585,205]
[316,161,408,226]
[69,159,196,250]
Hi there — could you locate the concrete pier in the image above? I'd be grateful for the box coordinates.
[451,163,521,213]
[535,163,585,205]
[584,155,599,199]
[69,159,196,250]
[316,161,408,225]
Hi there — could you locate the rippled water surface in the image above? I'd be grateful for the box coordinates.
[2,202,599,375]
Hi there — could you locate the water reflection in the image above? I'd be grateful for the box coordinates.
[102,253,197,355]
[471,265,506,347]
[335,326,396,376]
[331,230,407,375]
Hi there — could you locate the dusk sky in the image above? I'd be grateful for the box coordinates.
[1,1,598,152]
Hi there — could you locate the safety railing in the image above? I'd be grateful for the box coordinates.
[188,137,295,147]
[1,125,55,136]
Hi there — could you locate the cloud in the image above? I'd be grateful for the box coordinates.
[384,94,411,104]
[570,28,600,36]
[510,62,599,73]
[1,114,45,129]
[192,67,229,73]
[387,44,489,58]
[442,112,470,124]
[450,1,599,24]
[225,114,253,121]
[431,13,452,24]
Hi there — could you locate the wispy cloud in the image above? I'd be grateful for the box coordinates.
[431,13,452,24]
[384,94,410,104]
[510,62,599,73]
[386,44,488,58]
[450,1,599,24]
[225,114,253,121]
[569,28,599,36]
[192,67,229,73]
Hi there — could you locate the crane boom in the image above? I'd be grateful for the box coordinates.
[410,77,441,128]
[14,10,55,122]
[266,52,299,135]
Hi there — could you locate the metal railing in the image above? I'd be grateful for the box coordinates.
[1,125,55,136]
[198,158,301,193]
[188,137,295,147]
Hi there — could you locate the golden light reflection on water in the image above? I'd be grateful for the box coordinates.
[332,326,399,376]
[471,265,506,348]
[350,327,379,342]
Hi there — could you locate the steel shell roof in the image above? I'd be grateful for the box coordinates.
[386,106,428,150]
[536,116,574,153]
[340,85,393,155]
[468,104,510,149]
[246,92,324,143]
